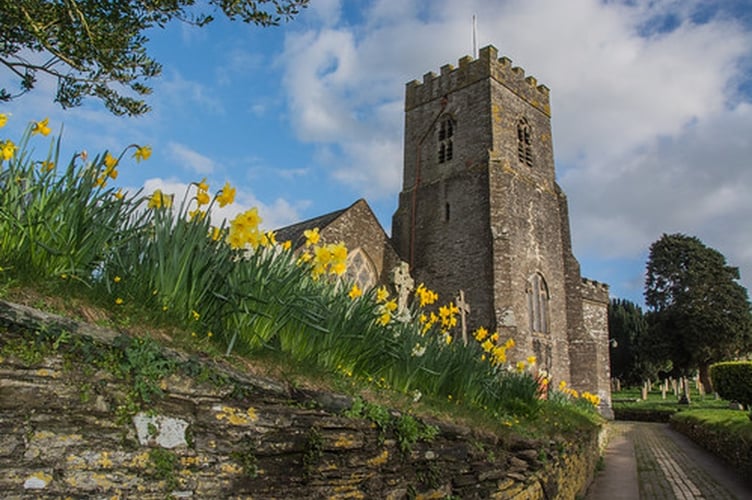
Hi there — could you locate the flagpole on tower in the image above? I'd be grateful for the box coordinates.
[472,14,477,58]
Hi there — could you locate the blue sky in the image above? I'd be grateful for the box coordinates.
[2,0,752,306]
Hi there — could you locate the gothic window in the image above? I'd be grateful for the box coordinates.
[517,118,533,167]
[345,248,377,291]
[527,273,549,333]
[438,115,455,164]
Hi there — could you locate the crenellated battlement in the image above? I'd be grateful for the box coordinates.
[405,45,550,115]
[581,278,610,303]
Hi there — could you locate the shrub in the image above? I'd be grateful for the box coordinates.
[709,361,752,409]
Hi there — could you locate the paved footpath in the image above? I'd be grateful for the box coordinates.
[585,421,752,499]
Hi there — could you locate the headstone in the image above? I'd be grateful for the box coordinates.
[391,262,414,316]
[456,290,471,346]
[672,378,678,396]
[641,382,648,401]
[661,381,666,400]
[678,376,691,404]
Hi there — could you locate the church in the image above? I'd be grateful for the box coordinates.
[276,45,613,416]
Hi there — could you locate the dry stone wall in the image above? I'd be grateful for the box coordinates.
[0,300,601,499]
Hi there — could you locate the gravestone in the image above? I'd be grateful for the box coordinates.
[456,290,471,346]
[391,262,414,316]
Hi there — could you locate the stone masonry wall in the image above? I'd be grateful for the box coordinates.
[319,199,401,285]
[0,300,602,499]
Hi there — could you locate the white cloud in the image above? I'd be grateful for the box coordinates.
[304,0,343,27]
[139,178,302,231]
[168,142,217,175]
[278,0,752,295]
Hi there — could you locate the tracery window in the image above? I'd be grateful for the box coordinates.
[517,118,533,167]
[438,115,455,164]
[527,273,549,333]
[345,248,377,291]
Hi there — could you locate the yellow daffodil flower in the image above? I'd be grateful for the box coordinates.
[376,286,389,303]
[378,311,391,326]
[330,242,347,262]
[492,346,507,365]
[473,326,489,342]
[133,145,152,162]
[196,189,210,206]
[1,140,17,161]
[114,189,125,200]
[527,356,537,365]
[230,207,262,235]
[31,117,51,136]
[348,284,362,300]
[115,298,124,305]
[415,283,438,307]
[210,226,222,241]
[189,208,206,220]
[330,261,346,275]
[481,339,494,353]
[104,152,118,169]
[0,113,7,127]
[282,240,292,251]
[148,189,172,209]
[261,231,277,247]
[197,177,209,192]
[217,181,236,207]
[313,244,332,267]
[113,276,121,283]
[297,251,313,264]
[384,299,398,313]
[303,228,320,246]
[41,160,55,172]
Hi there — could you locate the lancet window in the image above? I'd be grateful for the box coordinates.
[527,273,549,333]
[345,248,377,291]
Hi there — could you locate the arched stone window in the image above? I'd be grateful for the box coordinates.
[527,273,549,333]
[438,115,455,164]
[517,118,533,167]
[345,248,377,291]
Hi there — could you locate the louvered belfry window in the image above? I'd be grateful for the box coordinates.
[517,118,533,167]
[438,115,455,164]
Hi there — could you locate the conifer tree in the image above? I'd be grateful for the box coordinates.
[644,233,752,390]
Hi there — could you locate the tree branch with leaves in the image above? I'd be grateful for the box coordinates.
[0,0,308,115]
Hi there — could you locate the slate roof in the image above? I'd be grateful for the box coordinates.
[273,204,349,248]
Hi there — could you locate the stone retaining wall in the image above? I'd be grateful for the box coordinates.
[0,300,601,498]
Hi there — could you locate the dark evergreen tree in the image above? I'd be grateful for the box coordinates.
[1,0,308,115]
[609,298,667,386]
[644,233,752,390]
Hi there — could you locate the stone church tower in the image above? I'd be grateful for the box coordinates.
[392,45,612,414]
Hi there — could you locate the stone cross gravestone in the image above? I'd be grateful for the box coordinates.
[456,290,470,346]
[391,262,414,316]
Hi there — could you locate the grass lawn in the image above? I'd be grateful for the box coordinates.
[612,385,737,422]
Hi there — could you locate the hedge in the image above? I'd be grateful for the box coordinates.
[709,361,752,409]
